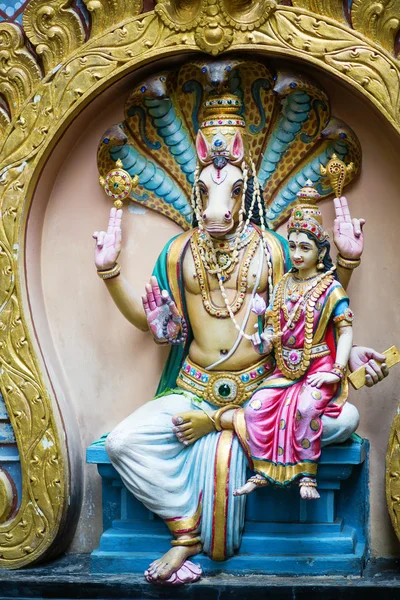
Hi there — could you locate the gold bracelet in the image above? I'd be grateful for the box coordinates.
[214,404,240,432]
[171,536,201,547]
[336,254,361,270]
[97,263,121,280]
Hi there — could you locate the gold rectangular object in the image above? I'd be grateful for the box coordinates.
[348,346,400,390]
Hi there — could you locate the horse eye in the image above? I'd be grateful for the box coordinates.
[232,186,242,197]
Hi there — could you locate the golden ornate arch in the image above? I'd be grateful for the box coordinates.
[0,0,400,568]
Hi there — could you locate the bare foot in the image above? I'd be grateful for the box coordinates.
[146,543,202,581]
[299,482,320,500]
[172,410,215,446]
[233,481,257,496]
[234,474,268,496]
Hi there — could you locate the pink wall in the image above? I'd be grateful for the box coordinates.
[26,61,400,556]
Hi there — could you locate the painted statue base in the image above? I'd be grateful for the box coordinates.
[86,435,368,577]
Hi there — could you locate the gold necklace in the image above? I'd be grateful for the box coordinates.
[271,272,334,380]
[191,231,260,318]
[197,226,256,277]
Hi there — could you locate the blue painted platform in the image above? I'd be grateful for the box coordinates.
[86,434,369,577]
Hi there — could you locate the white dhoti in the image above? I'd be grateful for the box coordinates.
[106,390,359,560]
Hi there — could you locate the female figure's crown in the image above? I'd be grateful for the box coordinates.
[287,180,328,242]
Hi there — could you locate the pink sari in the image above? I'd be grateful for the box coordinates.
[237,279,349,486]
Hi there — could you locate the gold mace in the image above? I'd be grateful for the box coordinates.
[99,158,139,209]
[320,154,354,198]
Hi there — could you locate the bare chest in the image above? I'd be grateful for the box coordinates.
[183,239,269,298]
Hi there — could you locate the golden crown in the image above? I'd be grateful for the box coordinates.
[287,180,328,242]
[197,93,247,165]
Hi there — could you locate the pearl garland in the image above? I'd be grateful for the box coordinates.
[192,155,280,341]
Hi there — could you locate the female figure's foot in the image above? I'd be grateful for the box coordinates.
[145,542,202,583]
[233,474,268,496]
[299,477,320,500]
[172,411,215,445]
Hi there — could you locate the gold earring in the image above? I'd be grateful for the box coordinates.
[317,256,324,270]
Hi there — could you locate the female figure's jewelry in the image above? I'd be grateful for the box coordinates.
[331,362,347,379]
[317,255,324,270]
[97,262,121,280]
[299,477,318,488]
[247,474,268,487]
[336,254,361,270]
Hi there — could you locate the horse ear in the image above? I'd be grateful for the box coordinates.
[196,130,211,163]
[229,130,244,163]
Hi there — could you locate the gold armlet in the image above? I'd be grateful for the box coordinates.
[97,263,121,280]
[171,536,201,547]
[333,307,355,325]
[336,255,361,270]
[214,404,240,432]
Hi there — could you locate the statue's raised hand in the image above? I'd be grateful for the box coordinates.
[142,276,182,342]
[93,207,122,270]
[333,197,365,260]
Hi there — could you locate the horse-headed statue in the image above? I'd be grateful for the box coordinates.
[93,58,386,585]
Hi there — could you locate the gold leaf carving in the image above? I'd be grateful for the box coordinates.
[352,0,400,52]
[386,406,400,539]
[291,0,347,24]
[0,469,13,523]
[83,0,143,37]
[155,0,205,32]
[0,24,41,122]
[22,0,85,74]
[218,0,277,31]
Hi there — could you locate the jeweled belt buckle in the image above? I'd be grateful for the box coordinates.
[288,349,302,366]
[213,378,238,402]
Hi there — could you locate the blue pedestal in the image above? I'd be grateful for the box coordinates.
[86,435,369,576]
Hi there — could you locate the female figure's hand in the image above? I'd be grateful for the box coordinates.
[93,207,122,270]
[307,371,340,388]
[333,197,365,260]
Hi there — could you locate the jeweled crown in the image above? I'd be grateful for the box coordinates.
[287,180,328,241]
[197,93,247,165]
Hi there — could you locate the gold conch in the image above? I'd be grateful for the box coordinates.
[99,158,139,209]
[320,154,354,199]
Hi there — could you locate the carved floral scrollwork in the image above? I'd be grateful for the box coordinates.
[351,0,400,52]
[0,469,13,524]
[22,0,85,73]
[0,23,41,129]
[156,0,277,54]
[83,0,143,37]
[291,0,346,24]
[386,406,400,539]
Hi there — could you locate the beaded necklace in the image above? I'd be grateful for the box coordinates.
[191,157,274,339]
[191,231,260,317]
[271,269,335,380]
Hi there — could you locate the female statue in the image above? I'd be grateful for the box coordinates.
[93,60,387,584]
[233,183,354,500]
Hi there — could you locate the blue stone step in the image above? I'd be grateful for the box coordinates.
[97,523,356,555]
[90,543,367,576]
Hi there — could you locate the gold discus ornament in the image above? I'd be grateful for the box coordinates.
[320,154,354,198]
[99,159,139,209]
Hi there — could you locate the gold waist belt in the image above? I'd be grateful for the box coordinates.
[282,343,330,369]
[177,355,274,407]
